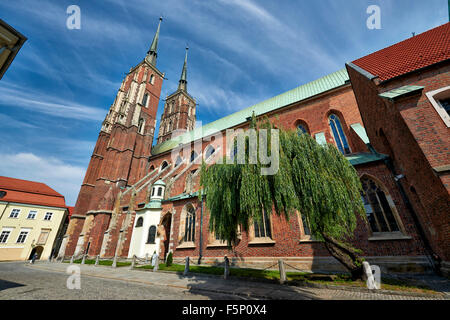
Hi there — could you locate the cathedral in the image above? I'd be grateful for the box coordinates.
[60,19,450,276]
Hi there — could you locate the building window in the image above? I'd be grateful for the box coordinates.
[254,210,272,239]
[37,229,50,245]
[439,98,450,116]
[301,214,311,236]
[329,114,351,154]
[184,206,196,242]
[157,187,163,197]
[361,176,401,233]
[27,210,37,219]
[175,156,182,167]
[138,118,144,134]
[160,161,168,171]
[425,86,450,127]
[147,225,156,244]
[150,74,155,85]
[151,187,155,197]
[16,230,29,244]
[135,217,143,228]
[297,124,308,135]
[0,230,11,243]
[9,208,20,218]
[142,93,149,107]
[44,212,53,221]
[190,151,198,163]
[205,145,215,160]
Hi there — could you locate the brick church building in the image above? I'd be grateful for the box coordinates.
[61,19,449,276]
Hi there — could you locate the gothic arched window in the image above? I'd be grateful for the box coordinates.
[253,210,272,239]
[135,217,143,228]
[147,225,156,244]
[190,151,198,163]
[297,124,308,135]
[175,156,182,167]
[149,74,155,85]
[329,114,350,154]
[142,93,149,107]
[184,206,196,242]
[138,118,144,134]
[205,145,215,160]
[160,161,168,171]
[361,176,401,233]
[157,187,163,197]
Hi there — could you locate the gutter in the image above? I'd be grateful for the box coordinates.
[197,189,205,265]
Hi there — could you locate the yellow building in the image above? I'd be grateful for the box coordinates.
[0,176,69,261]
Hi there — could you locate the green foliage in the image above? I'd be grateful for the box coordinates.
[200,115,365,248]
[166,252,173,267]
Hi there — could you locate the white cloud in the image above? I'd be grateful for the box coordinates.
[0,152,85,206]
[0,83,106,121]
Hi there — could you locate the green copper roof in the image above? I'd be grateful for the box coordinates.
[379,85,424,101]
[346,152,388,166]
[144,199,162,209]
[146,17,162,66]
[163,191,200,202]
[179,47,188,86]
[153,179,166,186]
[152,68,350,155]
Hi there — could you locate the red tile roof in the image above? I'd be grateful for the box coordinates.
[0,176,66,208]
[352,22,450,82]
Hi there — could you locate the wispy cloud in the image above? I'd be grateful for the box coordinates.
[0,152,85,206]
[0,83,106,121]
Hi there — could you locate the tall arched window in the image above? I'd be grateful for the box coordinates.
[138,118,144,134]
[253,210,272,239]
[175,156,182,167]
[147,225,156,244]
[205,145,215,159]
[149,74,155,84]
[160,161,168,171]
[361,176,401,233]
[297,124,308,135]
[184,206,196,242]
[190,151,198,163]
[135,217,143,228]
[142,93,149,107]
[329,114,350,154]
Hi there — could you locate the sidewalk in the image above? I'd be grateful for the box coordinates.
[28,261,447,300]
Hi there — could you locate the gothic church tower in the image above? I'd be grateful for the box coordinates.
[157,47,196,144]
[63,18,165,258]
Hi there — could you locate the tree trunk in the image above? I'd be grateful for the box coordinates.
[321,233,365,280]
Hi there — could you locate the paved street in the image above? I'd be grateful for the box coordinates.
[0,261,447,300]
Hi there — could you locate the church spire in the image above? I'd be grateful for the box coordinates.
[145,17,162,66]
[178,46,188,91]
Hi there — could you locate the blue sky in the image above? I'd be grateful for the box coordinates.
[0,0,448,206]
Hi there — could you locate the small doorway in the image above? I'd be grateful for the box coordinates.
[28,246,44,260]
[160,213,172,261]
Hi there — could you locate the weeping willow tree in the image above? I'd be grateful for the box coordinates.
[200,115,367,279]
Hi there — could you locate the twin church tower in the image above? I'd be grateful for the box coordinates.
[66,18,196,256]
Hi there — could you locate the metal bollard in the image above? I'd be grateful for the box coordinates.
[95,255,100,266]
[183,256,190,276]
[145,253,148,264]
[224,256,230,280]
[112,255,117,268]
[153,257,159,272]
[130,255,136,269]
[81,254,86,265]
[278,259,286,284]
[70,255,74,264]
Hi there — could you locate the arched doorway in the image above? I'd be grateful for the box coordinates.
[28,246,44,260]
[160,213,172,261]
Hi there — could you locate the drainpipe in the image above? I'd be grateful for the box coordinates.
[197,189,204,265]
[0,201,9,220]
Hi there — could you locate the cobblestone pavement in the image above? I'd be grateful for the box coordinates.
[0,261,446,300]
[0,262,242,300]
